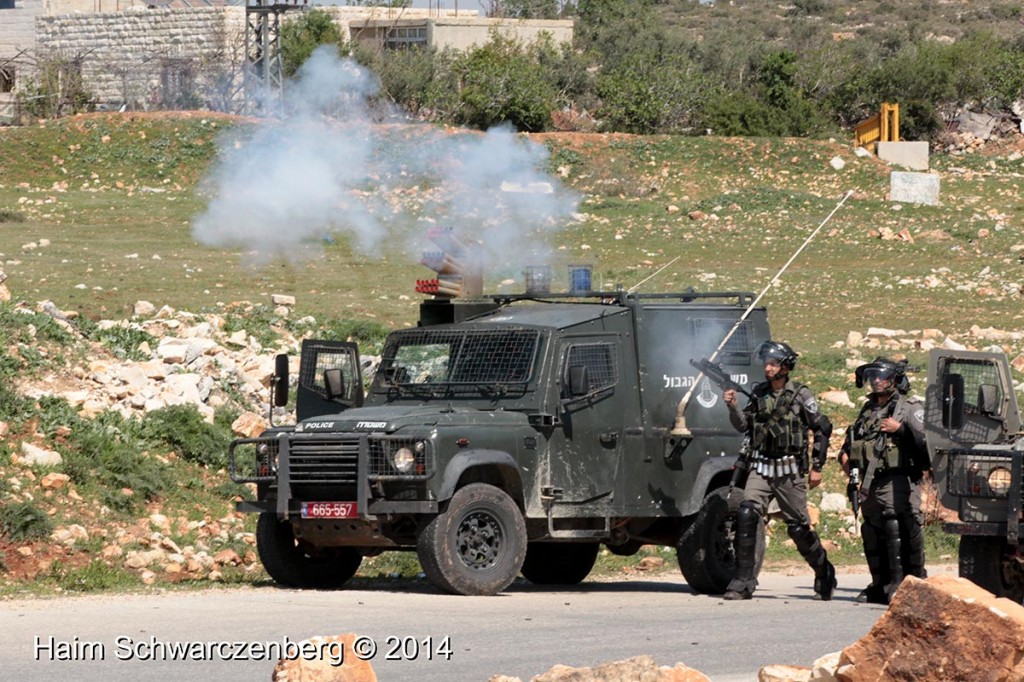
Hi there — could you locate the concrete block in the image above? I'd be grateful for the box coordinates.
[890,171,940,206]
[878,141,930,171]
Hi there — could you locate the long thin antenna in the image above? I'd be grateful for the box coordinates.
[671,190,854,436]
[628,255,681,294]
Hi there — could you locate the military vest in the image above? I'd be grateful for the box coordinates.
[848,395,908,471]
[751,384,807,457]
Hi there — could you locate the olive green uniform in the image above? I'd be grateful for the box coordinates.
[842,392,929,602]
[725,380,834,599]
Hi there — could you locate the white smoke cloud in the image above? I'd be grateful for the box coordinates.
[192,46,579,275]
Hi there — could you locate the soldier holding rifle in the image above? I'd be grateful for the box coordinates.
[839,357,929,605]
[719,340,836,601]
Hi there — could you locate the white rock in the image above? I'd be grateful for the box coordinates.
[846,331,863,348]
[133,300,156,317]
[271,294,296,306]
[19,442,63,467]
[819,493,850,513]
[819,390,855,408]
[941,337,968,351]
[830,156,846,170]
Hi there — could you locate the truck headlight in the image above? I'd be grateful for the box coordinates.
[988,467,1012,495]
[256,441,278,472]
[392,446,416,473]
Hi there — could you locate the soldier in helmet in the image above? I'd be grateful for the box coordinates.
[839,357,929,604]
[722,340,836,601]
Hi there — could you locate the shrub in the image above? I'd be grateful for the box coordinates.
[0,501,54,542]
[281,9,350,78]
[454,33,559,132]
[58,411,172,510]
[142,404,233,469]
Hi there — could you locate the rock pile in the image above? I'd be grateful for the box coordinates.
[16,298,299,425]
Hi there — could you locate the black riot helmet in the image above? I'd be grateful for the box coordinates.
[754,340,798,371]
[855,357,910,394]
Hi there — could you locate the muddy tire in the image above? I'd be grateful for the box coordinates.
[417,483,527,596]
[521,542,600,585]
[256,513,362,589]
[960,535,1024,602]
[676,487,765,595]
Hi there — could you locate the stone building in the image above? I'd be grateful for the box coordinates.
[0,3,573,122]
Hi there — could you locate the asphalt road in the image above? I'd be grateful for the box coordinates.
[1,569,928,682]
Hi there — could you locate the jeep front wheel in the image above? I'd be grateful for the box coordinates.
[676,487,765,594]
[256,513,362,589]
[417,483,527,596]
[521,542,600,585]
[960,535,1024,602]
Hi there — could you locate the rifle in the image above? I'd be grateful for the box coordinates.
[727,435,752,497]
[689,357,751,399]
[847,466,861,525]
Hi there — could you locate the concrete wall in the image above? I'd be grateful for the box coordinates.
[431,18,573,51]
[36,7,246,107]
[0,0,42,59]
[349,16,573,52]
[0,0,43,120]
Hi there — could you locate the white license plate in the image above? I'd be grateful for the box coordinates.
[301,502,358,519]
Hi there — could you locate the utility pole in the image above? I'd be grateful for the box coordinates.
[244,0,306,113]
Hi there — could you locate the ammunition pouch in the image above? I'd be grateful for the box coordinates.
[850,434,903,472]
[752,413,806,456]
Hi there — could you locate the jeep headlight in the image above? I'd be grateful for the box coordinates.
[392,446,416,473]
[257,441,277,470]
[988,466,1013,496]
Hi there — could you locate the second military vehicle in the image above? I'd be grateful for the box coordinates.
[229,289,771,595]
[925,348,1024,600]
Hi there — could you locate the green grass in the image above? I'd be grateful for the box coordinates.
[2,113,1022,591]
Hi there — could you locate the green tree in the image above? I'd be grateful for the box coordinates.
[597,51,713,134]
[281,9,350,78]
[454,33,559,131]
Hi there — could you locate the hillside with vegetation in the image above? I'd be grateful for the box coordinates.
[2,108,1023,593]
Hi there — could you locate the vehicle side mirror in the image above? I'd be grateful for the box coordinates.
[941,373,964,430]
[568,365,589,397]
[273,354,289,407]
[324,368,346,401]
[978,384,999,417]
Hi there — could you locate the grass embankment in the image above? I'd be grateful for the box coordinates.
[0,113,1019,593]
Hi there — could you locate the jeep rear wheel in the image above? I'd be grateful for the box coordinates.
[960,535,1024,602]
[256,513,362,589]
[521,542,600,585]
[417,483,527,596]
[676,487,765,595]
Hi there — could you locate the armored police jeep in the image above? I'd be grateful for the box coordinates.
[924,348,1024,600]
[229,291,771,595]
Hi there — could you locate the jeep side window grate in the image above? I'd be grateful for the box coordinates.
[690,319,753,363]
[563,343,617,396]
[945,359,1002,415]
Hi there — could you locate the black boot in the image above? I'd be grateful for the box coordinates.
[900,514,927,579]
[814,560,837,601]
[787,522,834,600]
[724,504,759,600]
[857,520,889,604]
[883,517,904,602]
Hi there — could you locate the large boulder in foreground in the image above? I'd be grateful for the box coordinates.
[837,575,1024,681]
[271,634,376,682]
[493,655,710,682]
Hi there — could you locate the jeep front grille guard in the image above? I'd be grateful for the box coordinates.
[947,448,1023,544]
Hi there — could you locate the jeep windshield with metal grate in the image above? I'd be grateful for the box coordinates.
[374,328,540,396]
